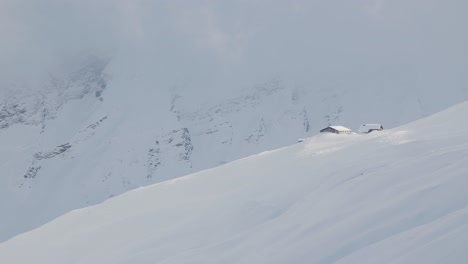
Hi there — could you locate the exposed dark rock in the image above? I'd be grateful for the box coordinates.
[24,164,41,179]
[246,119,266,143]
[34,143,72,160]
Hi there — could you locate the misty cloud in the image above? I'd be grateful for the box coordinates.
[0,0,467,100]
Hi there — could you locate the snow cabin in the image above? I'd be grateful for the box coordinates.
[358,124,384,134]
[320,126,352,134]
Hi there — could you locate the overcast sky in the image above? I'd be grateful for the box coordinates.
[1,0,467,98]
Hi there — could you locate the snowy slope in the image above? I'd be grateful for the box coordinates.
[1,102,467,264]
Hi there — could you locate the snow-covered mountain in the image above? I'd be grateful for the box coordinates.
[1,0,468,245]
[1,58,467,243]
[1,101,467,263]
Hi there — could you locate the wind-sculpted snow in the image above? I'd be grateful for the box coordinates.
[1,102,468,264]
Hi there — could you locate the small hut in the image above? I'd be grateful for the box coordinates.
[358,124,384,134]
[320,126,352,134]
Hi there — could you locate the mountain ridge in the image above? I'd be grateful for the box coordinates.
[1,101,467,263]
[1,64,467,242]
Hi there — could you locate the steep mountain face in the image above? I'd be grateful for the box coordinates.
[1,58,467,243]
[1,0,468,244]
[1,101,468,264]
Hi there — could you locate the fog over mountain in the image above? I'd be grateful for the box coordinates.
[2,0,467,98]
[0,0,467,244]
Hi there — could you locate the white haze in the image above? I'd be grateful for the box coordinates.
[1,0,467,102]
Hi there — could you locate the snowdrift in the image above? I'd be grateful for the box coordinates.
[1,102,468,263]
